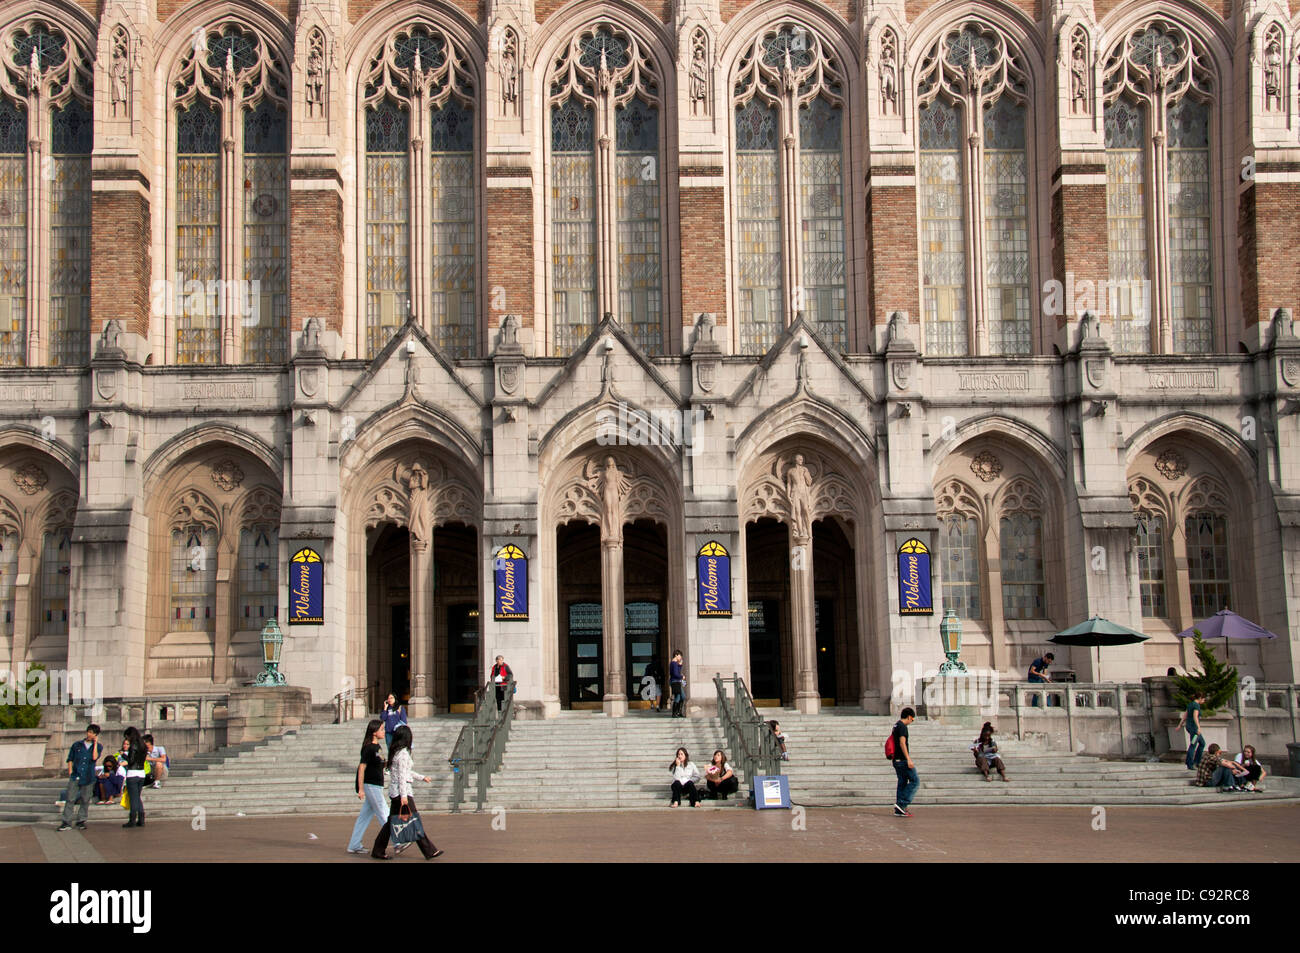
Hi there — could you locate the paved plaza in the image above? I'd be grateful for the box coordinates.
[4,804,1298,864]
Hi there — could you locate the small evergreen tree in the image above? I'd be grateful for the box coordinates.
[0,664,45,730]
[1171,632,1238,716]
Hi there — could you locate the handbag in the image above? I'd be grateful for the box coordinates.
[120,789,130,811]
[390,808,426,846]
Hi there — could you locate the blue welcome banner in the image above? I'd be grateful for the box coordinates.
[494,545,528,621]
[897,538,933,616]
[697,541,732,617]
[289,547,324,624]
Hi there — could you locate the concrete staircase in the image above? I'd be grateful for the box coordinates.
[3,709,1294,823]
[0,718,467,824]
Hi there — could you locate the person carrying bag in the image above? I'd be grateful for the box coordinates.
[370,725,443,861]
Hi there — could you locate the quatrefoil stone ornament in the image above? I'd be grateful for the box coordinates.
[970,451,1003,483]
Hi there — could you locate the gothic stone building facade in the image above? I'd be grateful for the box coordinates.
[0,0,1299,718]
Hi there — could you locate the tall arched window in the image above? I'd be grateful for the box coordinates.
[0,497,18,641]
[732,24,846,354]
[917,23,1030,356]
[39,527,70,637]
[170,524,217,631]
[1103,22,1214,354]
[998,479,1045,620]
[1129,476,1170,618]
[935,478,984,620]
[0,20,92,366]
[548,24,664,356]
[172,23,288,364]
[238,524,277,626]
[362,24,477,360]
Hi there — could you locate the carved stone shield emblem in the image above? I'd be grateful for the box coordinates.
[891,359,911,391]
[1085,359,1106,390]
[96,369,120,401]
[696,360,716,394]
[499,363,519,395]
[1282,358,1300,388]
[299,367,320,398]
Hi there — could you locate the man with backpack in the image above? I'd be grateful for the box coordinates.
[888,708,918,817]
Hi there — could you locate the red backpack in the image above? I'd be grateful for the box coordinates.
[884,732,896,760]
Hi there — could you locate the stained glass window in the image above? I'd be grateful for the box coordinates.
[1135,515,1167,618]
[0,530,16,639]
[735,98,781,356]
[1105,98,1151,354]
[941,515,981,619]
[366,99,410,357]
[551,98,596,356]
[919,99,967,356]
[1167,97,1212,353]
[798,97,846,350]
[1000,513,1045,620]
[1185,513,1230,619]
[242,101,287,363]
[616,97,662,355]
[170,526,216,633]
[176,102,221,364]
[430,100,476,359]
[0,99,27,367]
[238,526,277,628]
[49,103,90,367]
[40,529,71,638]
[982,97,1030,355]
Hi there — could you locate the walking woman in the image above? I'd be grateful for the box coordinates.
[380,694,407,750]
[704,750,739,800]
[348,719,389,854]
[668,747,701,807]
[121,727,148,828]
[371,726,443,860]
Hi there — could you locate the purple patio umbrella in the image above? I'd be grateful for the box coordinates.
[1175,608,1279,665]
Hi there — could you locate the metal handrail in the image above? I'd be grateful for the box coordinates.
[713,672,783,801]
[447,677,516,813]
[332,687,357,724]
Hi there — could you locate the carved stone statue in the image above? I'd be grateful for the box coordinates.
[499,313,519,347]
[597,49,614,95]
[501,29,519,116]
[301,316,322,353]
[222,47,237,96]
[879,37,898,115]
[406,462,431,544]
[784,454,814,538]
[689,35,708,117]
[1070,34,1089,114]
[306,35,325,116]
[110,35,129,117]
[598,456,629,541]
[98,319,123,354]
[1265,36,1282,112]
[887,311,909,345]
[28,46,40,91]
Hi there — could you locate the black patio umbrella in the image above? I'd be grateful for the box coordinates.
[1049,615,1149,682]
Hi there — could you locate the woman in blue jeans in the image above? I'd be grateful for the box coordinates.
[1177,692,1208,769]
[380,695,406,750]
[348,720,389,854]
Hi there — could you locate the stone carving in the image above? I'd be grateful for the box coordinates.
[13,463,49,496]
[499,313,519,347]
[405,461,430,544]
[305,29,326,118]
[689,29,708,116]
[1273,307,1295,342]
[300,316,323,354]
[1069,27,1089,115]
[1263,25,1283,112]
[499,363,520,395]
[693,312,716,348]
[597,456,629,541]
[879,29,898,115]
[299,367,320,398]
[1085,358,1106,390]
[211,460,245,492]
[500,27,520,117]
[784,454,815,538]
[1282,358,1300,388]
[969,450,1003,483]
[1154,448,1188,481]
[560,455,669,539]
[97,319,123,355]
[891,360,911,391]
[110,26,130,117]
[887,311,909,344]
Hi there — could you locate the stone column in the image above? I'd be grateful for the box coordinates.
[600,537,627,716]
[789,523,819,714]
[408,535,435,716]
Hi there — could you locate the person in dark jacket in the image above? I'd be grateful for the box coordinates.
[669,650,685,718]
[58,724,103,831]
[491,656,513,712]
[380,694,407,750]
[121,727,148,828]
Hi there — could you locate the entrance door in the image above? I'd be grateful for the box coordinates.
[568,602,603,705]
[815,598,837,704]
[748,599,782,703]
[391,603,410,702]
[447,603,479,710]
[624,601,661,702]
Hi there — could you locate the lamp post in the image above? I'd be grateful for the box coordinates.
[938,609,968,676]
[254,618,287,686]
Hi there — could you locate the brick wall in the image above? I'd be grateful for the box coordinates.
[865,179,919,327]
[485,184,534,331]
[679,184,727,325]
[1247,179,1300,329]
[1053,176,1108,330]
[290,187,344,333]
[90,187,151,339]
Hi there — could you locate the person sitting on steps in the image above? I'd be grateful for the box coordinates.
[704,750,739,801]
[970,722,1008,782]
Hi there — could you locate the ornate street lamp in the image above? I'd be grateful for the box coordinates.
[254,618,287,686]
[938,609,968,676]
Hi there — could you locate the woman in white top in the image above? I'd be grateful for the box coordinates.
[704,750,739,800]
[669,747,702,807]
[370,726,443,860]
